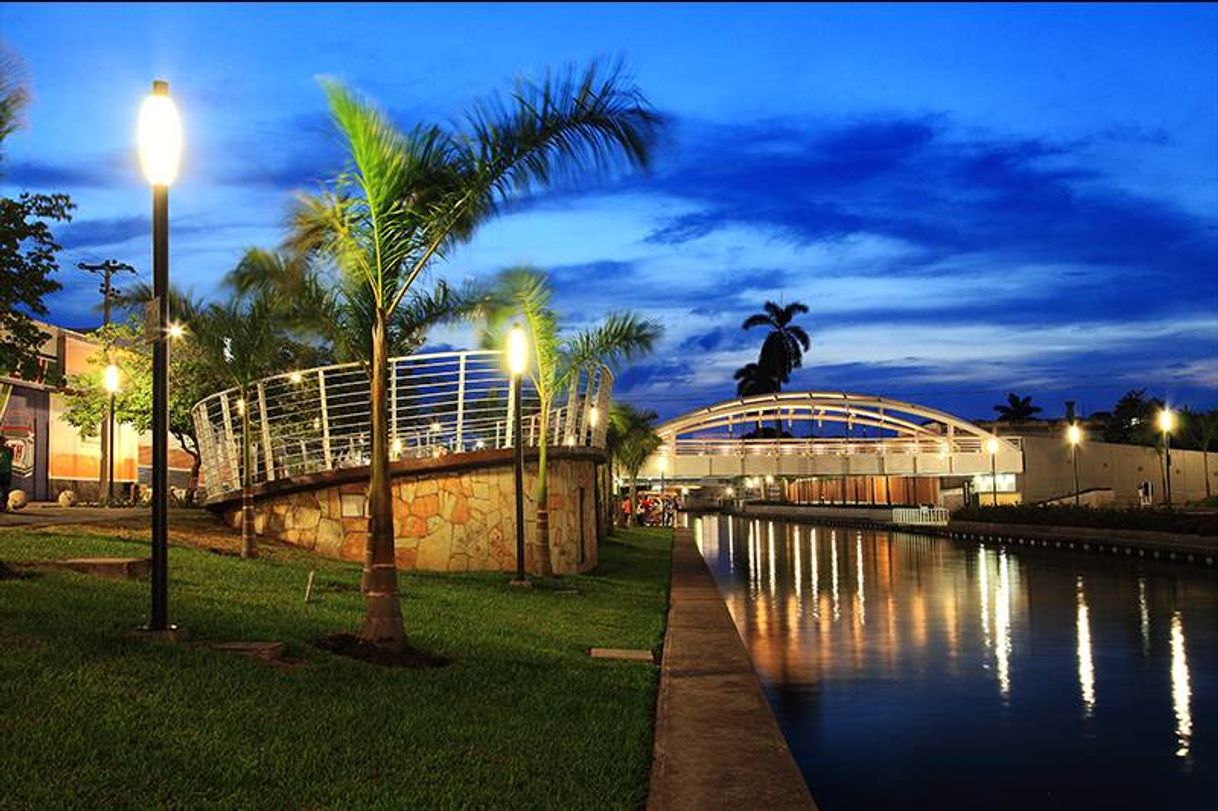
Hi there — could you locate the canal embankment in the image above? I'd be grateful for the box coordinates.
[648,526,817,811]
[718,502,1217,565]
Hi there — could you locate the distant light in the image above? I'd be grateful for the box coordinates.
[657,455,668,473]
[289,371,303,385]
[1067,424,1083,446]
[138,82,182,186]
[725,487,735,497]
[507,323,528,376]
[430,421,442,433]
[765,474,774,485]
[986,437,999,455]
[565,435,576,446]
[474,439,486,450]
[1158,408,1174,434]
[235,398,245,416]
[103,364,120,394]
[391,437,402,457]
[588,406,599,428]
[312,417,320,430]
[166,321,185,340]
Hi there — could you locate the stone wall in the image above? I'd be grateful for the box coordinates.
[220,452,600,575]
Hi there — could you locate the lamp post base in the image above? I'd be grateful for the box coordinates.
[508,578,533,589]
[134,624,188,643]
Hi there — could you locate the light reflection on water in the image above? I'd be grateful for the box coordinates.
[694,514,1217,810]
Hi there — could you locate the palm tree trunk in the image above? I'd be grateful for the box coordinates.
[241,385,257,559]
[628,472,638,527]
[534,406,554,577]
[1204,449,1212,500]
[361,307,406,650]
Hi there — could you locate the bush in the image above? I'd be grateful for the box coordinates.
[952,504,1218,536]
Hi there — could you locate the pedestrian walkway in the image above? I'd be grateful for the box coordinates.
[0,504,147,529]
[647,527,816,811]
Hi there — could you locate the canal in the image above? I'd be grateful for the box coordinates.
[690,514,1216,810]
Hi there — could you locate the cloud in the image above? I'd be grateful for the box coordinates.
[2,158,125,190]
[57,216,149,250]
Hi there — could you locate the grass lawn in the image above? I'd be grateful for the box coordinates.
[0,520,671,810]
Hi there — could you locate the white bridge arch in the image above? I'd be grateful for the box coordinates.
[645,391,1023,481]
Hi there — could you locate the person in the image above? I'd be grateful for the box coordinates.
[0,434,13,512]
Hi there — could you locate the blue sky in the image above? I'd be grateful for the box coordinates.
[3,2,1216,421]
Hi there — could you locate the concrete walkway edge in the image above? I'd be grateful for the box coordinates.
[647,527,817,811]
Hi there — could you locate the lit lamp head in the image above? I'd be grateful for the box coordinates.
[1158,408,1174,434]
[765,474,774,485]
[985,437,999,455]
[166,321,185,340]
[1067,423,1082,446]
[587,405,599,428]
[138,81,182,186]
[506,323,528,377]
[657,455,668,474]
[103,364,120,395]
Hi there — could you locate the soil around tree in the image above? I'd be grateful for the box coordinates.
[315,633,450,668]
[0,561,37,580]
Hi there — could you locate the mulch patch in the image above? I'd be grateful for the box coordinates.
[315,633,450,669]
[0,561,38,581]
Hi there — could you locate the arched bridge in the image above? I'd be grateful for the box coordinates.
[645,391,1023,481]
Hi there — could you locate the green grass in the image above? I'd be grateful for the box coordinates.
[0,526,672,810]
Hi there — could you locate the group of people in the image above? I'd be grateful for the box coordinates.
[620,494,674,527]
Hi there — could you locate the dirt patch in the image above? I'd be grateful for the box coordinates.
[0,561,38,581]
[315,633,450,669]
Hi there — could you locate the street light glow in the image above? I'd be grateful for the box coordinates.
[657,455,668,473]
[289,371,303,384]
[507,323,528,376]
[166,321,185,340]
[1067,424,1082,446]
[986,437,1000,455]
[588,405,599,428]
[103,364,120,394]
[1158,408,1174,434]
[138,82,182,186]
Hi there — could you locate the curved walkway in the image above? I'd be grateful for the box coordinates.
[648,527,816,810]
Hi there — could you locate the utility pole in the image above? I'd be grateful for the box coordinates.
[78,260,137,503]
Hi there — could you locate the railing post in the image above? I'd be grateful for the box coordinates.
[219,391,240,491]
[456,353,466,451]
[390,358,398,448]
[318,368,333,470]
[257,382,275,482]
[563,375,580,443]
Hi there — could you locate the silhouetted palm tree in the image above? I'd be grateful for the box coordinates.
[993,392,1043,422]
[733,362,782,398]
[742,301,811,384]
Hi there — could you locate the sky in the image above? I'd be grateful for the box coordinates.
[3,2,1216,422]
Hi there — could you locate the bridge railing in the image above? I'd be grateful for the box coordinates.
[670,436,1022,457]
[892,506,951,526]
[192,349,613,501]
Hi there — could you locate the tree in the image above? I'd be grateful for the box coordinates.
[993,392,1043,422]
[1097,389,1161,444]
[741,300,811,384]
[606,403,661,527]
[1181,407,1218,499]
[1,54,73,381]
[734,362,782,398]
[62,321,153,460]
[482,268,661,572]
[286,63,661,651]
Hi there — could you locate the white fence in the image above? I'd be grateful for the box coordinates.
[192,349,612,500]
[891,506,951,526]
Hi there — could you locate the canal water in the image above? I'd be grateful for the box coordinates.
[690,514,1216,810]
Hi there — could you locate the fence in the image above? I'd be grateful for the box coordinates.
[192,349,613,500]
[891,506,951,526]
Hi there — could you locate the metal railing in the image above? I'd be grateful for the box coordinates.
[192,349,613,500]
[892,506,951,526]
[670,436,1022,457]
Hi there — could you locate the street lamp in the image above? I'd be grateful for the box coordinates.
[1067,423,1083,507]
[986,436,1000,507]
[1159,408,1175,507]
[139,79,181,633]
[507,324,529,585]
[103,364,120,505]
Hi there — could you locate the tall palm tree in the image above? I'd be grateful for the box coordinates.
[287,64,661,650]
[742,300,811,384]
[1181,407,1218,499]
[482,268,660,572]
[607,403,661,527]
[993,393,1043,422]
[733,362,782,397]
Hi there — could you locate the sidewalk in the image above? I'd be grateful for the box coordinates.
[0,504,148,529]
[648,527,816,811]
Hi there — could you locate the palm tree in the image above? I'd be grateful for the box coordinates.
[993,393,1043,422]
[733,362,782,397]
[287,64,661,650]
[742,300,811,384]
[1181,407,1218,499]
[607,403,661,527]
[483,268,661,572]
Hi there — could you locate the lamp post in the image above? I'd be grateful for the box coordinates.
[1067,423,1082,506]
[657,454,668,526]
[1159,408,1175,507]
[103,364,119,505]
[507,324,529,585]
[986,436,1000,507]
[138,80,181,632]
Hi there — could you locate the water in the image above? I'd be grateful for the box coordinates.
[690,514,1217,810]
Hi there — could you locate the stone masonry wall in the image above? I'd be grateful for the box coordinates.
[222,456,599,575]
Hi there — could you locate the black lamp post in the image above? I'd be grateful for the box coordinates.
[1068,423,1082,506]
[986,436,1000,507]
[103,364,119,504]
[138,79,181,632]
[1159,408,1174,507]
[507,324,529,585]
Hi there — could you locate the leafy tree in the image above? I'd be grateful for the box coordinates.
[606,403,661,527]
[62,321,153,441]
[1180,407,1218,499]
[1096,388,1161,444]
[482,268,660,572]
[1,55,73,381]
[993,392,1043,422]
[285,63,660,651]
[741,300,811,384]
